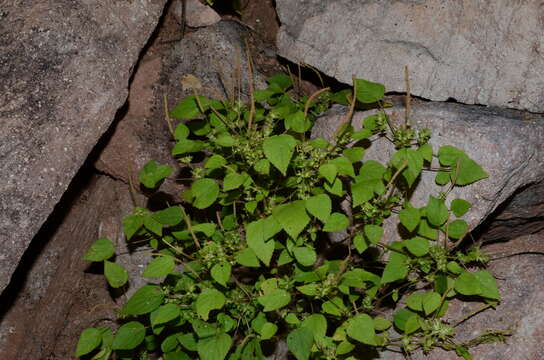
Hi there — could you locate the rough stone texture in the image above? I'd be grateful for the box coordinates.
[161,20,267,110]
[0,0,167,294]
[378,231,544,360]
[173,0,221,28]
[276,0,544,112]
[0,174,120,359]
[313,103,544,243]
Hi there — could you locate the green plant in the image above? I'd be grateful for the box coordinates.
[77,72,505,360]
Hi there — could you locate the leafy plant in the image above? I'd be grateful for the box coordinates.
[78,72,505,359]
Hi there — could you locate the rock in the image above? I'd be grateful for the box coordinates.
[173,0,221,28]
[0,0,167,294]
[276,0,544,112]
[312,103,544,243]
[0,174,121,359]
[161,20,267,111]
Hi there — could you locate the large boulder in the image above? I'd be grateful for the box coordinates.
[0,0,167,294]
[276,0,544,112]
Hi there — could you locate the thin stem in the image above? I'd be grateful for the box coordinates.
[303,87,331,119]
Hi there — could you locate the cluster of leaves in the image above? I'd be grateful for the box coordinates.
[77,73,501,360]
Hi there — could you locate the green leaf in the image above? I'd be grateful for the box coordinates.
[151,304,180,327]
[215,133,236,147]
[197,333,232,360]
[447,261,463,275]
[272,200,310,239]
[205,154,227,169]
[305,194,332,223]
[455,346,474,360]
[170,96,204,119]
[406,292,424,312]
[139,160,172,189]
[435,171,451,185]
[121,285,164,316]
[373,317,392,331]
[394,309,420,334]
[426,196,449,226]
[323,212,349,232]
[422,292,442,315]
[153,206,183,226]
[144,215,163,236]
[142,256,175,278]
[358,160,386,182]
[354,78,385,103]
[417,218,439,240]
[267,73,293,91]
[381,243,408,283]
[330,157,355,178]
[353,234,369,254]
[258,322,278,340]
[196,289,226,320]
[253,159,270,175]
[391,148,423,187]
[236,248,260,267]
[84,238,115,262]
[75,328,102,357]
[448,219,469,240]
[318,163,337,183]
[223,171,248,191]
[246,217,282,266]
[404,237,429,257]
[258,289,291,311]
[364,224,383,244]
[174,122,190,140]
[324,177,344,196]
[297,283,319,296]
[112,321,146,350]
[301,314,327,340]
[343,147,365,162]
[454,156,489,186]
[293,247,317,267]
[473,270,500,300]
[192,178,219,209]
[263,134,297,175]
[418,143,433,162]
[123,214,144,240]
[285,111,312,133]
[438,146,465,166]
[351,181,374,207]
[211,262,231,286]
[322,297,347,316]
[104,260,128,288]
[454,271,482,296]
[352,128,373,140]
[192,223,216,237]
[346,314,376,345]
[451,198,472,217]
[287,327,314,360]
[172,139,206,155]
[399,207,421,232]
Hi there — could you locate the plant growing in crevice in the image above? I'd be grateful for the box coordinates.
[77,71,507,360]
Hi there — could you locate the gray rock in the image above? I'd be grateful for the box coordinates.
[276,0,544,112]
[0,0,167,294]
[313,103,544,243]
[161,20,267,109]
[173,0,221,28]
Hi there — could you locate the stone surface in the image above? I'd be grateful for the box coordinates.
[173,0,221,28]
[0,174,120,359]
[313,103,544,243]
[0,0,167,294]
[161,20,267,110]
[276,0,544,112]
